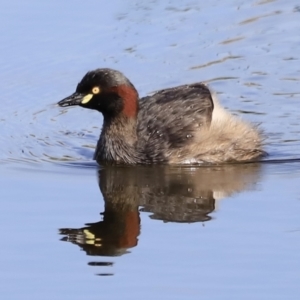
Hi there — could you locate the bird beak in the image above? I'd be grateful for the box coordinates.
[58,92,94,107]
[58,92,84,107]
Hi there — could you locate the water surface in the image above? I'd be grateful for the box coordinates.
[0,0,300,299]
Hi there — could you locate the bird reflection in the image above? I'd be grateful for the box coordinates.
[59,163,261,273]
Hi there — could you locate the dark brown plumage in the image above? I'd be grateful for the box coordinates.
[58,68,265,165]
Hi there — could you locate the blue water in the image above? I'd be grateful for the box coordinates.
[1,0,300,299]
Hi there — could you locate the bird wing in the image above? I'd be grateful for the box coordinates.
[137,83,214,150]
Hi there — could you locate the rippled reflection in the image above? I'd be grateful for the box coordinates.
[59,163,262,275]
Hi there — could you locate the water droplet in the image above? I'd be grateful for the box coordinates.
[186,134,193,138]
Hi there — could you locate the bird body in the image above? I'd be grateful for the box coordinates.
[58,68,265,165]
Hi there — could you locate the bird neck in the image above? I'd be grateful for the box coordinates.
[108,85,139,118]
[95,116,141,164]
[103,115,138,143]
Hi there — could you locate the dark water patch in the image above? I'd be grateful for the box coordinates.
[239,10,282,25]
[219,36,245,45]
[190,56,243,70]
[235,109,266,115]
[273,92,300,96]
[281,77,300,82]
[57,160,98,169]
[294,5,300,12]
[204,76,239,83]
[259,158,300,167]
[256,0,277,6]
[88,262,113,267]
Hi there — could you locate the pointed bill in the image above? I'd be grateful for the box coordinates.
[58,92,94,107]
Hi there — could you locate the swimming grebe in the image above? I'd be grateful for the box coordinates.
[58,68,265,165]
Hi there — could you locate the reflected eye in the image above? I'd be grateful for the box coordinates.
[92,87,100,94]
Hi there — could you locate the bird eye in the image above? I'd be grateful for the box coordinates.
[92,87,100,94]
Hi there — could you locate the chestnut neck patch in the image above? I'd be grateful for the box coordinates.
[108,85,139,118]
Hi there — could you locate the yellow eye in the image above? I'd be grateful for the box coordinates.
[92,86,100,94]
